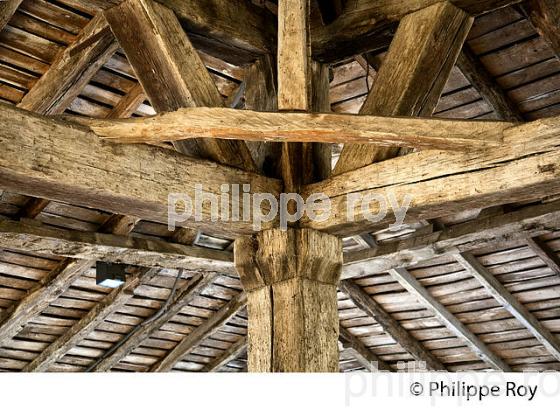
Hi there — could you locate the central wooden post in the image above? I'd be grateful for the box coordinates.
[235,228,342,372]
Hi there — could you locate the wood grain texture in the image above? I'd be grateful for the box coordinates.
[527,0,560,59]
[278,0,310,111]
[17,14,118,115]
[456,47,524,121]
[456,252,560,362]
[107,82,146,119]
[80,107,507,149]
[0,104,281,237]
[155,0,275,55]
[235,228,342,372]
[0,0,23,32]
[202,336,247,372]
[526,235,560,275]
[0,219,235,274]
[151,292,247,371]
[389,267,511,371]
[339,325,392,372]
[104,0,257,171]
[312,0,521,62]
[333,2,474,175]
[244,54,281,176]
[342,201,560,279]
[339,279,446,371]
[303,115,560,236]
[92,272,217,371]
[24,267,160,372]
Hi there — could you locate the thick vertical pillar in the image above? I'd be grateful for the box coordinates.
[235,228,342,372]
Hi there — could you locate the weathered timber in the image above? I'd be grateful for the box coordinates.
[0,258,94,343]
[456,252,560,362]
[24,267,160,372]
[457,47,524,121]
[339,325,392,372]
[235,229,343,372]
[107,83,146,119]
[0,219,235,274]
[333,2,474,174]
[92,272,217,371]
[389,267,511,371]
[526,236,560,275]
[0,214,137,344]
[302,115,560,236]
[155,0,276,55]
[202,336,247,372]
[0,104,281,237]
[244,55,281,176]
[17,14,118,115]
[278,0,313,192]
[338,279,446,371]
[104,0,257,171]
[526,0,560,59]
[312,0,522,62]
[342,201,560,279]
[0,0,23,32]
[151,292,247,371]
[79,107,507,150]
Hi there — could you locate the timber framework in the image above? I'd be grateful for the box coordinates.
[0,0,559,372]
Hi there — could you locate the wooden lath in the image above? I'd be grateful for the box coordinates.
[338,279,446,371]
[90,271,218,372]
[456,252,560,362]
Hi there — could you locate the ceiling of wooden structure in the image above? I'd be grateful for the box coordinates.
[0,0,560,373]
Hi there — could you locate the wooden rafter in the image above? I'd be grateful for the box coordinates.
[526,0,560,59]
[0,0,22,32]
[338,279,446,371]
[0,219,235,274]
[0,214,138,344]
[104,0,257,171]
[343,201,560,280]
[333,1,474,175]
[202,336,247,372]
[302,116,560,236]
[339,325,392,372]
[151,292,247,372]
[0,104,281,237]
[312,0,522,62]
[526,236,560,276]
[388,267,511,371]
[77,107,508,150]
[456,46,524,122]
[455,252,560,362]
[23,267,160,372]
[17,14,118,115]
[91,272,217,371]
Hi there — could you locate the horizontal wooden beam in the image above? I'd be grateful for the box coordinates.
[0,104,281,237]
[151,292,247,371]
[0,219,235,274]
[302,115,560,235]
[342,201,560,279]
[389,267,511,371]
[339,279,446,370]
[75,107,508,150]
[456,252,560,362]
